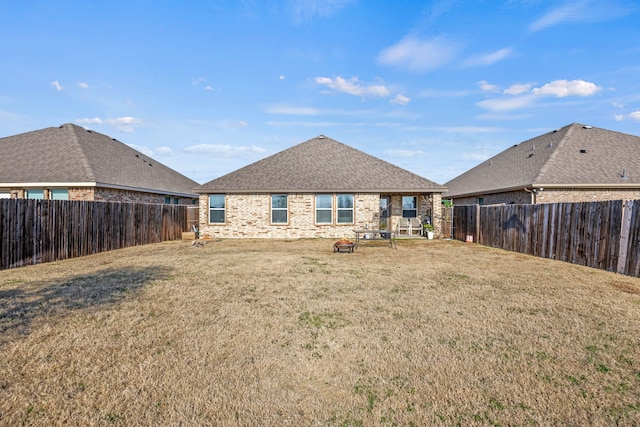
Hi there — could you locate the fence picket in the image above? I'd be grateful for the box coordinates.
[0,200,193,271]
[453,199,640,278]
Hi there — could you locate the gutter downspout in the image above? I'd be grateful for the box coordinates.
[524,187,536,204]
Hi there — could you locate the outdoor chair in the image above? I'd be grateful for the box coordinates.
[397,218,411,235]
[409,217,422,236]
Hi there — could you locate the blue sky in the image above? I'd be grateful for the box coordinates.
[1,0,640,185]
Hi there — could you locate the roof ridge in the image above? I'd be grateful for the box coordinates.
[532,123,575,184]
[65,124,98,181]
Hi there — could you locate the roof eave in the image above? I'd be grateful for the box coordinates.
[194,188,447,194]
[0,181,197,198]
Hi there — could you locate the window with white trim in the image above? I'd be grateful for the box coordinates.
[336,194,354,223]
[271,194,288,223]
[315,194,332,224]
[208,194,225,223]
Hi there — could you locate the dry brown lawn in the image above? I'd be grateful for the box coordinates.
[1,238,639,426]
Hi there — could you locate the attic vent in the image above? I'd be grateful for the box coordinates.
[318,135,325,139]
[580,149,587,154]
[583,125,593,129]
[552,130,557,133]
[135,154,140,157]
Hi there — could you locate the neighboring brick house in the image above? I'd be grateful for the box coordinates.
[0,124,199,204]
[194,135,447,239]
[445,123,640,205]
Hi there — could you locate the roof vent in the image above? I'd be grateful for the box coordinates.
[318,135,325,139]
[547,142,553,148]
[622,168,629,180]
[580,149,587,154]
[583,125,593,129]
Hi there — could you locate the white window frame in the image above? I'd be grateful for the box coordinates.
[336,194,354,224]
[208,194,226,224]
[315,194,333,224]
[271,194,288,224]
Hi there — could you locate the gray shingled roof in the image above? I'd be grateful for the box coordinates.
[0,124,198,197]
[195,135,446,194]
[445,123,640,198]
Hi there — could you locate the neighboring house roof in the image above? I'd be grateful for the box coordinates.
[445,123,640,198]
[0,123,198,197]
[195,135,446,194]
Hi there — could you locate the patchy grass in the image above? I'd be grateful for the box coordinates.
[1,238,639,426]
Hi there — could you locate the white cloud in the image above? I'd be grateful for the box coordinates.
[477,95,537,111]
[78,82,89,89]
[384,149,424,157]
[463,152,490,162]
[127,144,153,157]
[184,144,267,157]
[156,147,174,155]
[478,80,499,92]
[463,48,513,67]
[51,81,63,91]
[477,79,600,112]
[315,76,390,98]
[76,117,103,125]
[391,94,411,105]
[265,104,320,115]
[503,83,533,95]
[531,79,600,97]
[290,0,354,21]
[377,36,459,73]
[630,111,640,121]
[75,116,143,133]
[529,0,633,32]
[279,75,286,80]
[614,114,625,121]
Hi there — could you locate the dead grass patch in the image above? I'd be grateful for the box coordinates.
[1,239,639,426]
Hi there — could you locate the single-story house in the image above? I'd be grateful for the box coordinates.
[193,135,447,239]
[0,123,199,204]
[445,123,640,205]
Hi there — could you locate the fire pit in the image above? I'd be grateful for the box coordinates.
[333,238,355,253]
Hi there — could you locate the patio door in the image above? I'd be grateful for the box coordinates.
[379,196,390,229]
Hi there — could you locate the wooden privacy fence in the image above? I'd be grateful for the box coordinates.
[0,199,190,270]
[453,200,640,278]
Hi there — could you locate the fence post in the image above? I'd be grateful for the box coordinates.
[617,200,633,274]
[475,204,481,244]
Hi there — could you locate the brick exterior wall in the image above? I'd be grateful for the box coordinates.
[1,186,196,205]
[453,188,640,206]
[452,190,531,206]
[536,188,640,203]
[198,192,442,239]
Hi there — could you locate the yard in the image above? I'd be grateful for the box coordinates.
[1,238,639,426]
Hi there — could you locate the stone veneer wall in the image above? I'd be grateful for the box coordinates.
[198,192,442,239]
